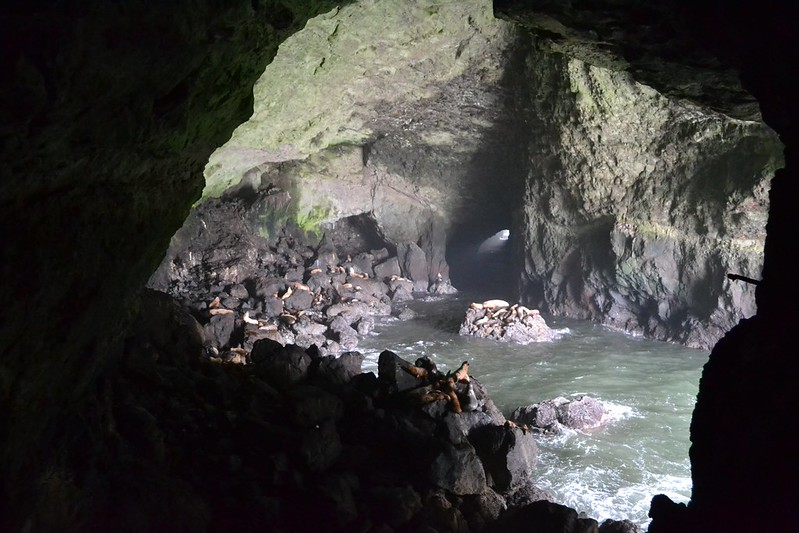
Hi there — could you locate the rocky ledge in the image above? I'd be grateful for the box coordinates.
[110,287,640,532]
[459,300,561,344]
[149,188,459,360]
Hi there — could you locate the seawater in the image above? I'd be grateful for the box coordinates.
[357,293,709,529]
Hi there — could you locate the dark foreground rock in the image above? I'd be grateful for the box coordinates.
[460,300,561,344]
[95,288,631,531]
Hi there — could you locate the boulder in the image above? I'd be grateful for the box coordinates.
[250,340,311,388]
[557,396,606,430]
[599,518,642,533]
[314,351,365,387]
[286,385,344,428]
[397,242,428,287]
[430,442,488,496]
[377,350,425,393]
[512,396,606,433]
[203,313,235,349]
[374,256,402,280]
[469,425,536,493]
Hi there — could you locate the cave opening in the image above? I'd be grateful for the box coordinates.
[3,0,796,531]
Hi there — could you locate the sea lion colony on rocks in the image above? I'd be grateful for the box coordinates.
[459,300,562,344]
[113,288,639,532]
[154,226,458,365]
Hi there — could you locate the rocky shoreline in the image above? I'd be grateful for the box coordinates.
[115,287,640,532]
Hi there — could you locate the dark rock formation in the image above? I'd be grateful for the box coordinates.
[496,1,799,531]
[513,41,781,350]
[3,0,799,531]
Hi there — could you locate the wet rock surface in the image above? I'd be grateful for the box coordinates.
[85,287,626,531]
[149,188,460,362]
[511,396,607,435]
[459,300,561,344]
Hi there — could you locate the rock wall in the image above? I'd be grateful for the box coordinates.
[201,0,529,269]
[516,43,783,349]
[0,1,348,528]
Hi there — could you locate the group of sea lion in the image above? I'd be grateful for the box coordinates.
[459,299,557,344]
[403,358,478,414]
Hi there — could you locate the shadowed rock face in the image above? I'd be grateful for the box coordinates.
[516,42,781,349]
[0,0,350,528]
[496,1,799,531]
[1,0,798,530]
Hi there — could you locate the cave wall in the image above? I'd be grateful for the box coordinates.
[0,1,348,528]
[517,42,783,349]
[497,1,799,531]
[199,0,529,262]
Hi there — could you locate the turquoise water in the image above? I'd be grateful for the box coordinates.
[358,294,708,528]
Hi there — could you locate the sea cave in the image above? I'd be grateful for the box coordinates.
[1,1,797,532]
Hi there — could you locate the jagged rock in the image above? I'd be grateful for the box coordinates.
[287,385,344,428]
[284,288,314,312]
[416,490,471,533]
[250,340,311,388]
[355,317,374,335]
[262,295,285,317]
[469,425,537,493]
[599,518,642,533]
[493,500,599,533]
[313,351,365,388]
[374,257,402,280]
[461,488,507,533]
[228,283,250,300]
[377,350,424,394]
[397,242,429,290]
[460,302,560,344]
[430,277,458,295]
[293,317,328,337]
[430,442,487,496]
[298,419,341,472]
[512,396,606,433]
[442,410,497,446]
[557,396,606,430]
[396,307,418,321]
[254,278,287,300]
[504,481,556,508]
[203,313,235,349]
[366,485,423,529]
[351,252,376,278]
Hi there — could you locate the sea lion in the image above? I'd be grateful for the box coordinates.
[414,356,439,378]
[452,361,470,383]
[209,308,234,316]
[442,377,462,413]
[280,287,293,300]
[403,365,428,380]
[462,381,479,412]
[243,311,259,325]
[482,299,510,309]
[208,296,221,309]
[505,419,529,434]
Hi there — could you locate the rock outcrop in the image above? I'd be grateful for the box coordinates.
[460,300,560,344]
[516,43,782,350]
[3,0,799,531]
[88,289,606,531]
[511,396,607,435]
